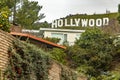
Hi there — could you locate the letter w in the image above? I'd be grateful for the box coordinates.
[81,19,88,27]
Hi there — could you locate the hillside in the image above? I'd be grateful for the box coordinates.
[65,12,118,20]
[0,30,86,80]
[52,12,119,29]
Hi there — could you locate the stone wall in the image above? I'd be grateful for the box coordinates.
[0,30,15,79]
[49,61,62,80]
[49,61,87,80]
[0,30,14,71]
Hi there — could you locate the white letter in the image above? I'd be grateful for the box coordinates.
[96,19,102,27]
[103,18,109,25]
[81,19,88,27]
[52,20,57,28]
[65,19,70,26]
[74,18,80,26]
[58,19,63,27]
[70,19,76,26]
[89,19,95,27]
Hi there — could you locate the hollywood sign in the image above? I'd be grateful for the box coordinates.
[51,18,109,28]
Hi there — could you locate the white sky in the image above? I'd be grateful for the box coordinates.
[30,0,120,22]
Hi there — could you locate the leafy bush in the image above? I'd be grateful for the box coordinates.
[65,45,87,68]
[66,28,116,77]
[0,7,10,32]
[93,71,120,80]
[5,41,51,80]
[113,37,120,58]
[50,48,66,64]
[60,67,77,80]
[4,41,81,80]
[44,37,61,44]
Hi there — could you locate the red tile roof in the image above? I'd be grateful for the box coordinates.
[10,32,66,49]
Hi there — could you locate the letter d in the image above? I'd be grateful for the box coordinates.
[103,18,109,25]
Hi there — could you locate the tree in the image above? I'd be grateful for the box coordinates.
[16,0,45,29]
[66,28,115,77]
[32,21,50,30]
[0,0,21,24]
[117,4,120,24]
[119,4,120,13]
[0,0,14,9]
[0,2,11,32]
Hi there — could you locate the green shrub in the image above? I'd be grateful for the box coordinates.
[50,48,66,64]
[65,45,87,68]
[0,7,10,32]
[5,41,51,80]
[95,71,120,80]
[66,28,116,77]
[44,37,61,44]
[60,67,77,80]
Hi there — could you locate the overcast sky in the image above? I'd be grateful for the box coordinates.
[30,0,120,22]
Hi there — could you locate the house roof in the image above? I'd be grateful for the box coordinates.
[10,32,66,49]
[22,29,39,33]
[40,28,85,33]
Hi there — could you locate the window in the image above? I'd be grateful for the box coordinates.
[64,34,67,42]
[51,33,68,44]
[76,34,81,39]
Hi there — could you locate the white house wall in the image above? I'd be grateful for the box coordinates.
[44,31,52,38]
[43,31,82,45]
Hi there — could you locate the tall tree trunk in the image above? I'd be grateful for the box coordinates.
[13,0,16,25]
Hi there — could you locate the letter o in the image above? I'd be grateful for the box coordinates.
[58,19,63,27]
[89,19,95,27]
[96,19,102,26]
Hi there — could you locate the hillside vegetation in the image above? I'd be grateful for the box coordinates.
[53,12,119,29]
[65,12,118,19]
[65,28,120,79]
